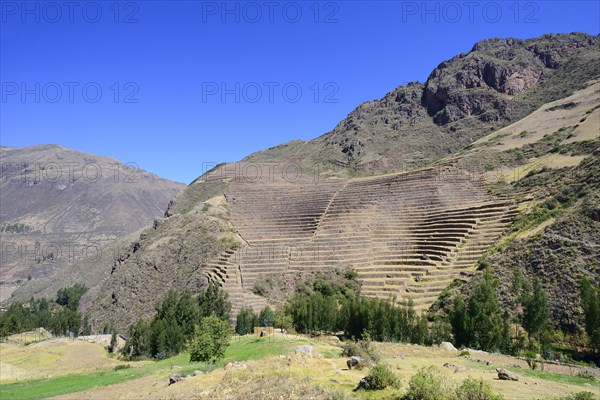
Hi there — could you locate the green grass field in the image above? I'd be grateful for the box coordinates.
[0,335,327,400]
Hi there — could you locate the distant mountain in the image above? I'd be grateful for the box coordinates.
[0,144,184,301]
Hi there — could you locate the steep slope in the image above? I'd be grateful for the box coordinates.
[431,81,600,332]
[0,145,184,301]
[246,33,598,177]
[79,33,598,331]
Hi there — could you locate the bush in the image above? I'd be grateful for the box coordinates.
[342,340,379,369]
[455,378,504,400]
[358,364,401,391]
[402,366,452,400]
[553,393,597,400]
[342,342,362,357]
[113,364,131,371]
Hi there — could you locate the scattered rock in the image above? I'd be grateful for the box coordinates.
[295,345,313,354]
[225,361,247,370]
[443,362,456,368]
[193,370,203,376]
[169,374,185,385]
[496,368,519,381]
[454,366,468,373]
[440,342,458,352]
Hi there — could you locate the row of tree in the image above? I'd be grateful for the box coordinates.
[449,269,600,356]
[0,284,88,338]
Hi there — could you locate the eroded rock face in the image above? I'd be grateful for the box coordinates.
[422,33,598,124]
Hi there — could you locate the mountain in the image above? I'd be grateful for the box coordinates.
[430,80,599,332]
[246,33,598,177]
[0,145,184,302]
[18,33,597,332]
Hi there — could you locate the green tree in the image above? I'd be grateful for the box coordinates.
[464,269,509,352]
[50,307,81,336]
[412,314,429,345]
[123,319,150,358]
[429,315,452,345]
[274,308,292,331]
[108,330,118,353]
[197,281,232,321]
[56,284,88,310]
[580,277,600,351]
[188,316,231,371]
[523,278,551,344]
[235,306,257,335]
[258,306,275,327]
[450,296,467,348]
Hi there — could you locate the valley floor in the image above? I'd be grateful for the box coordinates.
[0,332,598,400]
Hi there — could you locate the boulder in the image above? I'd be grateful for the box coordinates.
[496,368,519,381]
[169,374,185,385]
[440,342,458,352]
[347,356,364,370]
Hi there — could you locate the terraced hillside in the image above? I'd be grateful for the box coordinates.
[200,162,516,313]
[75,33,597,330]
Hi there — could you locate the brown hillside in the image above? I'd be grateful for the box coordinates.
[1,145,184,302]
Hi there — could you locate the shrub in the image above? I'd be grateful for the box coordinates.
[342,342,361,357]
[455,378,504,400]
[113,364,131,371]
[553,393,597,400]
[342,340,380,367]
[403,366,452,400]
[524,350,538,370]
[358,364,401,391]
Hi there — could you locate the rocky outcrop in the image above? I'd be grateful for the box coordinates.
[245,33,599,177]
[423,33,598,124]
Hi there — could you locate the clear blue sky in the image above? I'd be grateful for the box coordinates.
[1,1,598,184]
